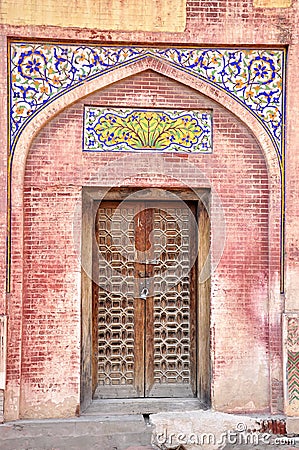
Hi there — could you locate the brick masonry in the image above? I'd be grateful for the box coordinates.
[0,0,298,422]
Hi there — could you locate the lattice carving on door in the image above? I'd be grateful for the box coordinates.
[152,206,192,386]
[95,200,196,398]
[96,204,136,387]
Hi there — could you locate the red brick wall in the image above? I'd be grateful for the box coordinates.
[185,0,293,43]
[0,33,7,314]
[19,70,273,416]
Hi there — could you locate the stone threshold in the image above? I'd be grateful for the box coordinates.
[83,398,208,416]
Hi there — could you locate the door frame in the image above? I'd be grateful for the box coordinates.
[80,187,211,412]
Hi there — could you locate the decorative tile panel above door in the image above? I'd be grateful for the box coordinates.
[83,107,212,153]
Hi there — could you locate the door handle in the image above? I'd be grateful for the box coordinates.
[140,287,149,300]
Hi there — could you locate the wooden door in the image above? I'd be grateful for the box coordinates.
[94,200,197,398]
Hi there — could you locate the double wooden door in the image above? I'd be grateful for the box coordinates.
[94,200,197,398]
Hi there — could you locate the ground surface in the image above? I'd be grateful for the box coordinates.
[0,408,298,450]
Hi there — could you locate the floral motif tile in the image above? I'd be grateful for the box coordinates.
[83,107,212,153]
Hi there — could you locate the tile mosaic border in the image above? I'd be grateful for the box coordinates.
[10,44,285,161]
[284,314,299,415]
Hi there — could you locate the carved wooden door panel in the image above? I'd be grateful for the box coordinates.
[94,200,197,398]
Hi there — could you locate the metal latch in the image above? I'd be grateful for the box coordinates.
[140,287,149,300]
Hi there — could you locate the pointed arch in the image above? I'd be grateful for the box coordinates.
[12,56,281,182]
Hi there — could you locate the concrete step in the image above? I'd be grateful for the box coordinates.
[0,415,155,450]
